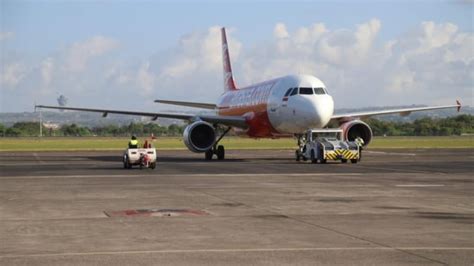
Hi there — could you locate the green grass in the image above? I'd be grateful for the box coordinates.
[370,136,474,149]
[0,136,472,151]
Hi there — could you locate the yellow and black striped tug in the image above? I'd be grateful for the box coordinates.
[325,149,359,160]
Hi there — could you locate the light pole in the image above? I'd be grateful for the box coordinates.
[39,107,42,138]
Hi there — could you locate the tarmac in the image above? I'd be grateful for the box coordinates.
[0,148,473,265]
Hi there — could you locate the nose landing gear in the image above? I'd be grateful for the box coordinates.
[295,134,306,161]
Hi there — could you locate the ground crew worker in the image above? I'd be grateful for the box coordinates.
[128,135,139,149]
[143,140,152,148]
[355,137,365,161]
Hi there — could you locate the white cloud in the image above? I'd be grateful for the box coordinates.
[136,61,155,94]
[238,20,472,107]
[354,19,381,56]
[41,57,54,86]
[293,23,327,44]
[0,31,14,41]
[66,36,119,72]
[274,23,289,39]
[0,63,27,88]
[316,19,381,66]
[2,21,472,112]
[419,21,457,49]
[145,26,242,100]
[445,33,474,64]
[386,69,416,93]
[377,21,473,104]
[160,26,241,78]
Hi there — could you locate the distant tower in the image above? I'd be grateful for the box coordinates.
[57,94,68,112]
[57,94,68,106]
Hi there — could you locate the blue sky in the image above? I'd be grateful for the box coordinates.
[1,0,473,112]
[3,1,472,55]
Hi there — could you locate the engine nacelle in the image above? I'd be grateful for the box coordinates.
[183,121,216,153]
[340,120,373,146]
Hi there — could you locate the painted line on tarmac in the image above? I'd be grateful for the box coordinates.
[396,184,445,187]
[1,247,473,258]
[0,173,363,180]
[32,153,45,164]
[0,162,95,166]
[351,164,432,174]
[366,151,417,156]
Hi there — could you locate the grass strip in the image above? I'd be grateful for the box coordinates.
[0,136,472,151]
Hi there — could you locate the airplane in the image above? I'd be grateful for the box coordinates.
[36,27,461,160]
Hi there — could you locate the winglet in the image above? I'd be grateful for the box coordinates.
[221,27,237,92]
[456,99,461,112]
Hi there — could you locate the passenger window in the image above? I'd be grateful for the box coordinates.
[284,88,292,97]
[314,87,326,95]
[290,87,298,96]
[299,87,313,95]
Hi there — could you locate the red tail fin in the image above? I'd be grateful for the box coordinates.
[221,27,237,91]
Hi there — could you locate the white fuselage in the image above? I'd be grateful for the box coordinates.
[267,74,334,133]
[217,74,334,137]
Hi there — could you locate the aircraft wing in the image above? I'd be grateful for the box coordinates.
[35,105,248,128]
[154,99,216,109]
[331,101,461,121]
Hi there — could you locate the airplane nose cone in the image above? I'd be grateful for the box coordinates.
[301,95,334,128]
[317,95,334,126]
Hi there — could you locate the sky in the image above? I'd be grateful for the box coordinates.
[1,0,473,113]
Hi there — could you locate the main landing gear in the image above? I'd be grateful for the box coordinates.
[205,127,231,160]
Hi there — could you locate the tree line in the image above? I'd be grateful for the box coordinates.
[364,114,472,136]
[0,114,472,137]
[0,122,186,137]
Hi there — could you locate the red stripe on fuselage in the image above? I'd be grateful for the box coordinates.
[217,81,279,138]
[218,103,276,138]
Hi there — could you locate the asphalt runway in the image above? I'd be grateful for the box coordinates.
[1,149,473,265]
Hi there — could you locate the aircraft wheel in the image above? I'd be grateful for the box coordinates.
[217,145,225,160]
[123,155,132,169]
[150,162,156,169]
[318,147,326,164]
[310,150,317,164]
[123,155,128,169]
[205,149,213,160]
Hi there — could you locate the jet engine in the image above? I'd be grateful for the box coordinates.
[340,120,372,146]
[183,121,216,153]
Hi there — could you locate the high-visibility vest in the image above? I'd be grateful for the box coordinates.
[355,137,364,146]
[129,139,138,146]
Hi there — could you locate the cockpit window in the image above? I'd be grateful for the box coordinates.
[284,88,292,97]
[299,87,313,95]
[290,87,298,96]
[314,87,326,95]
